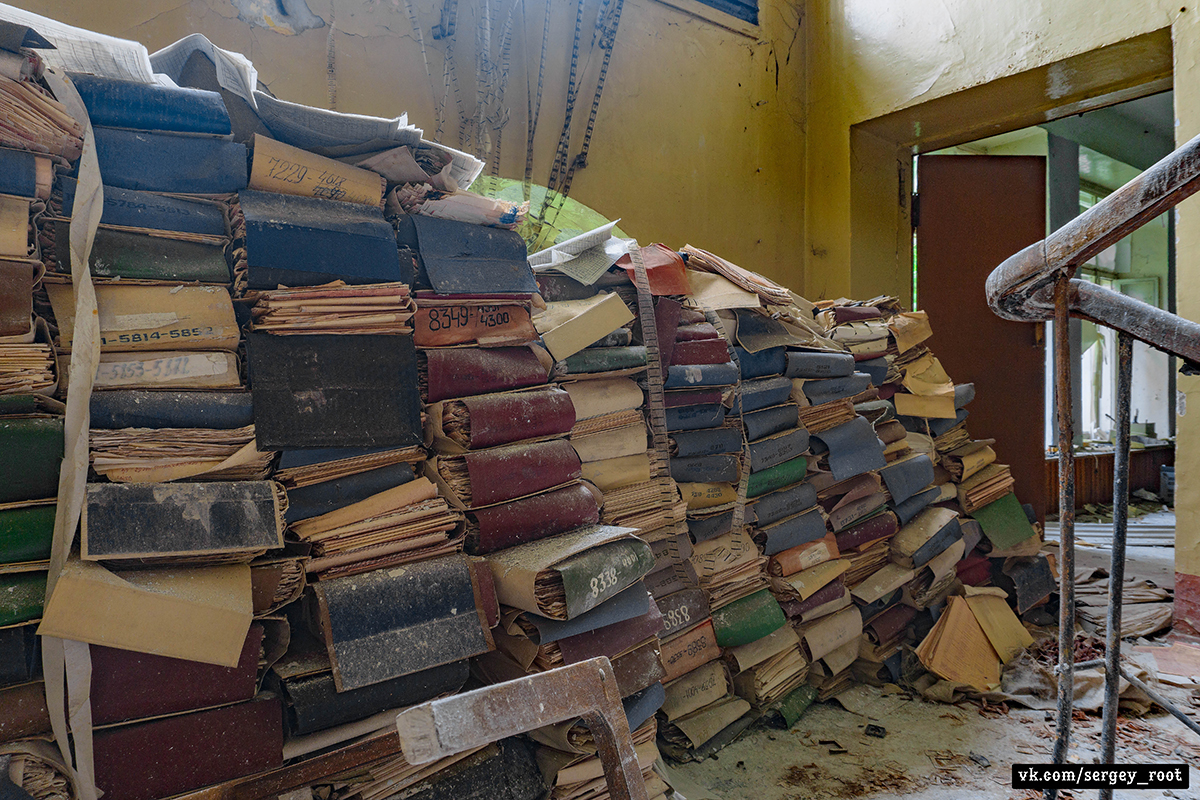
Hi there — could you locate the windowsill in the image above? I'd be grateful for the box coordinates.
[649,0,761,38]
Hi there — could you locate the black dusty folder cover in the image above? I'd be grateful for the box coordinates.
[312,554,494,691]
[248,332,422,449]
[405,737,543,800]
[82,481,282,564]
[281,659,468,735]
[397,215,536,296]
[239,190,406,289]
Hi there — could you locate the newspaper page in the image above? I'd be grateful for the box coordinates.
[0,2,152,82]
[150,33,257,104]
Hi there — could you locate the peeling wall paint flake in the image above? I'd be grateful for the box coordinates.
[232,0,325,35]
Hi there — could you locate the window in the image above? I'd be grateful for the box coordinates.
[693,0,757,24]
[653,0,759,33]
[1059,187,1170,446]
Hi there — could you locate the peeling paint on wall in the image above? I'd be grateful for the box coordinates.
[231,0,325,35]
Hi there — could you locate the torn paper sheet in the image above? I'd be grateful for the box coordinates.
[252,91,420,153]
[528,221,635,285]
[150,33,257,104]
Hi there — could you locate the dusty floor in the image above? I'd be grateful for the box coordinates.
[664,685,1200,799]
[665,544,1200,799]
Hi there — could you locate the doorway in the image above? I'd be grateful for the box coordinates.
[913,93,1177,521]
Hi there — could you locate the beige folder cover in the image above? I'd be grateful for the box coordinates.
[661,660,729,721]
[562,377,644,421]
[781,559,850,601]
[672,695,751,747]
[581,453,653,491]
[38,558,251,667]
[535,293,635,362]
[725,625,800,673]
[799,604,863,663]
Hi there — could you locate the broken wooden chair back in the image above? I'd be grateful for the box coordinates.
[396,656,649,800]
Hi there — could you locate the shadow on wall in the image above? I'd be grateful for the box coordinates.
[231,0,325,35]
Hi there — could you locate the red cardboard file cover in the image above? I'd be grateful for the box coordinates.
[670,338,732,366]
[423,346,549,403]
[93,696,283,800]
[440,387,575,450]
[460,439,581,507]
[466,483,600,554]
[89,623,262,726]
[557,596,664,664]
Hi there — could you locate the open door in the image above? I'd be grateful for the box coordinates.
[916,154,1047,522]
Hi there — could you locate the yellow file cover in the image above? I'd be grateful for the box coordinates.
[46,283,238,352]
[249,134,385,207]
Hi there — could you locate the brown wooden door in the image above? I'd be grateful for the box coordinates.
[916,154,1047,523]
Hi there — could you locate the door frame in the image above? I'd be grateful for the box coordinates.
[844,28,1173,305]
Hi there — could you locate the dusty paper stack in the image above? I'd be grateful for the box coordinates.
[465,234,670,800]
[22,57,305,800]
[237,136,455,581]
[809,298,1041,694]
[234,92,502,792]
[541,243,740,764]
[878,302,1049,609]
[730,307,876,704]
[6,11,508,798]
[0,21,82,794]
[37,70,265,484]
[723,307,850,715]
[0,19,69,694]
[644,254,779,761]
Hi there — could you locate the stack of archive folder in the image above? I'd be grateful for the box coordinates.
[4,8,1055,797]
[461,236,671,800]
[807,298,1040,694]
[0,23,78,789]
[643,252,785,761]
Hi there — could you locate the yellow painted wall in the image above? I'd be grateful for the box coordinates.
[22,0,804,279]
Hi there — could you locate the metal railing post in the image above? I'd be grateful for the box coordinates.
[1098,331,1133,800]
[1048,275,1077,800]
[989,128,1200,799]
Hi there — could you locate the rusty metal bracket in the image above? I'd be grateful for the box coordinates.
[395,656,648,800]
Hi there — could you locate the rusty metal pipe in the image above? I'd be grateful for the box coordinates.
[1047,276,1076,800]
[1098,332,1133,800]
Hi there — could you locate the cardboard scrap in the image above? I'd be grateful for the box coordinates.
[915,595,1004,691]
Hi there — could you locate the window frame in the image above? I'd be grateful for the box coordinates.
[650,0,760,37]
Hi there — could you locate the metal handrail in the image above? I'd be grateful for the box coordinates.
[987,132,1200,363]
[987,130,1200,800]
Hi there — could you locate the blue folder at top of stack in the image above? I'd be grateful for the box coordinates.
[59,178,227,236]
[69,73,233,136]
[238,190,405,289]
[735,346,786,379]
[90,127,248,194]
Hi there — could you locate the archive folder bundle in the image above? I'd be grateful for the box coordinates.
[6,7,1055,799]
[0,22,68,708]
